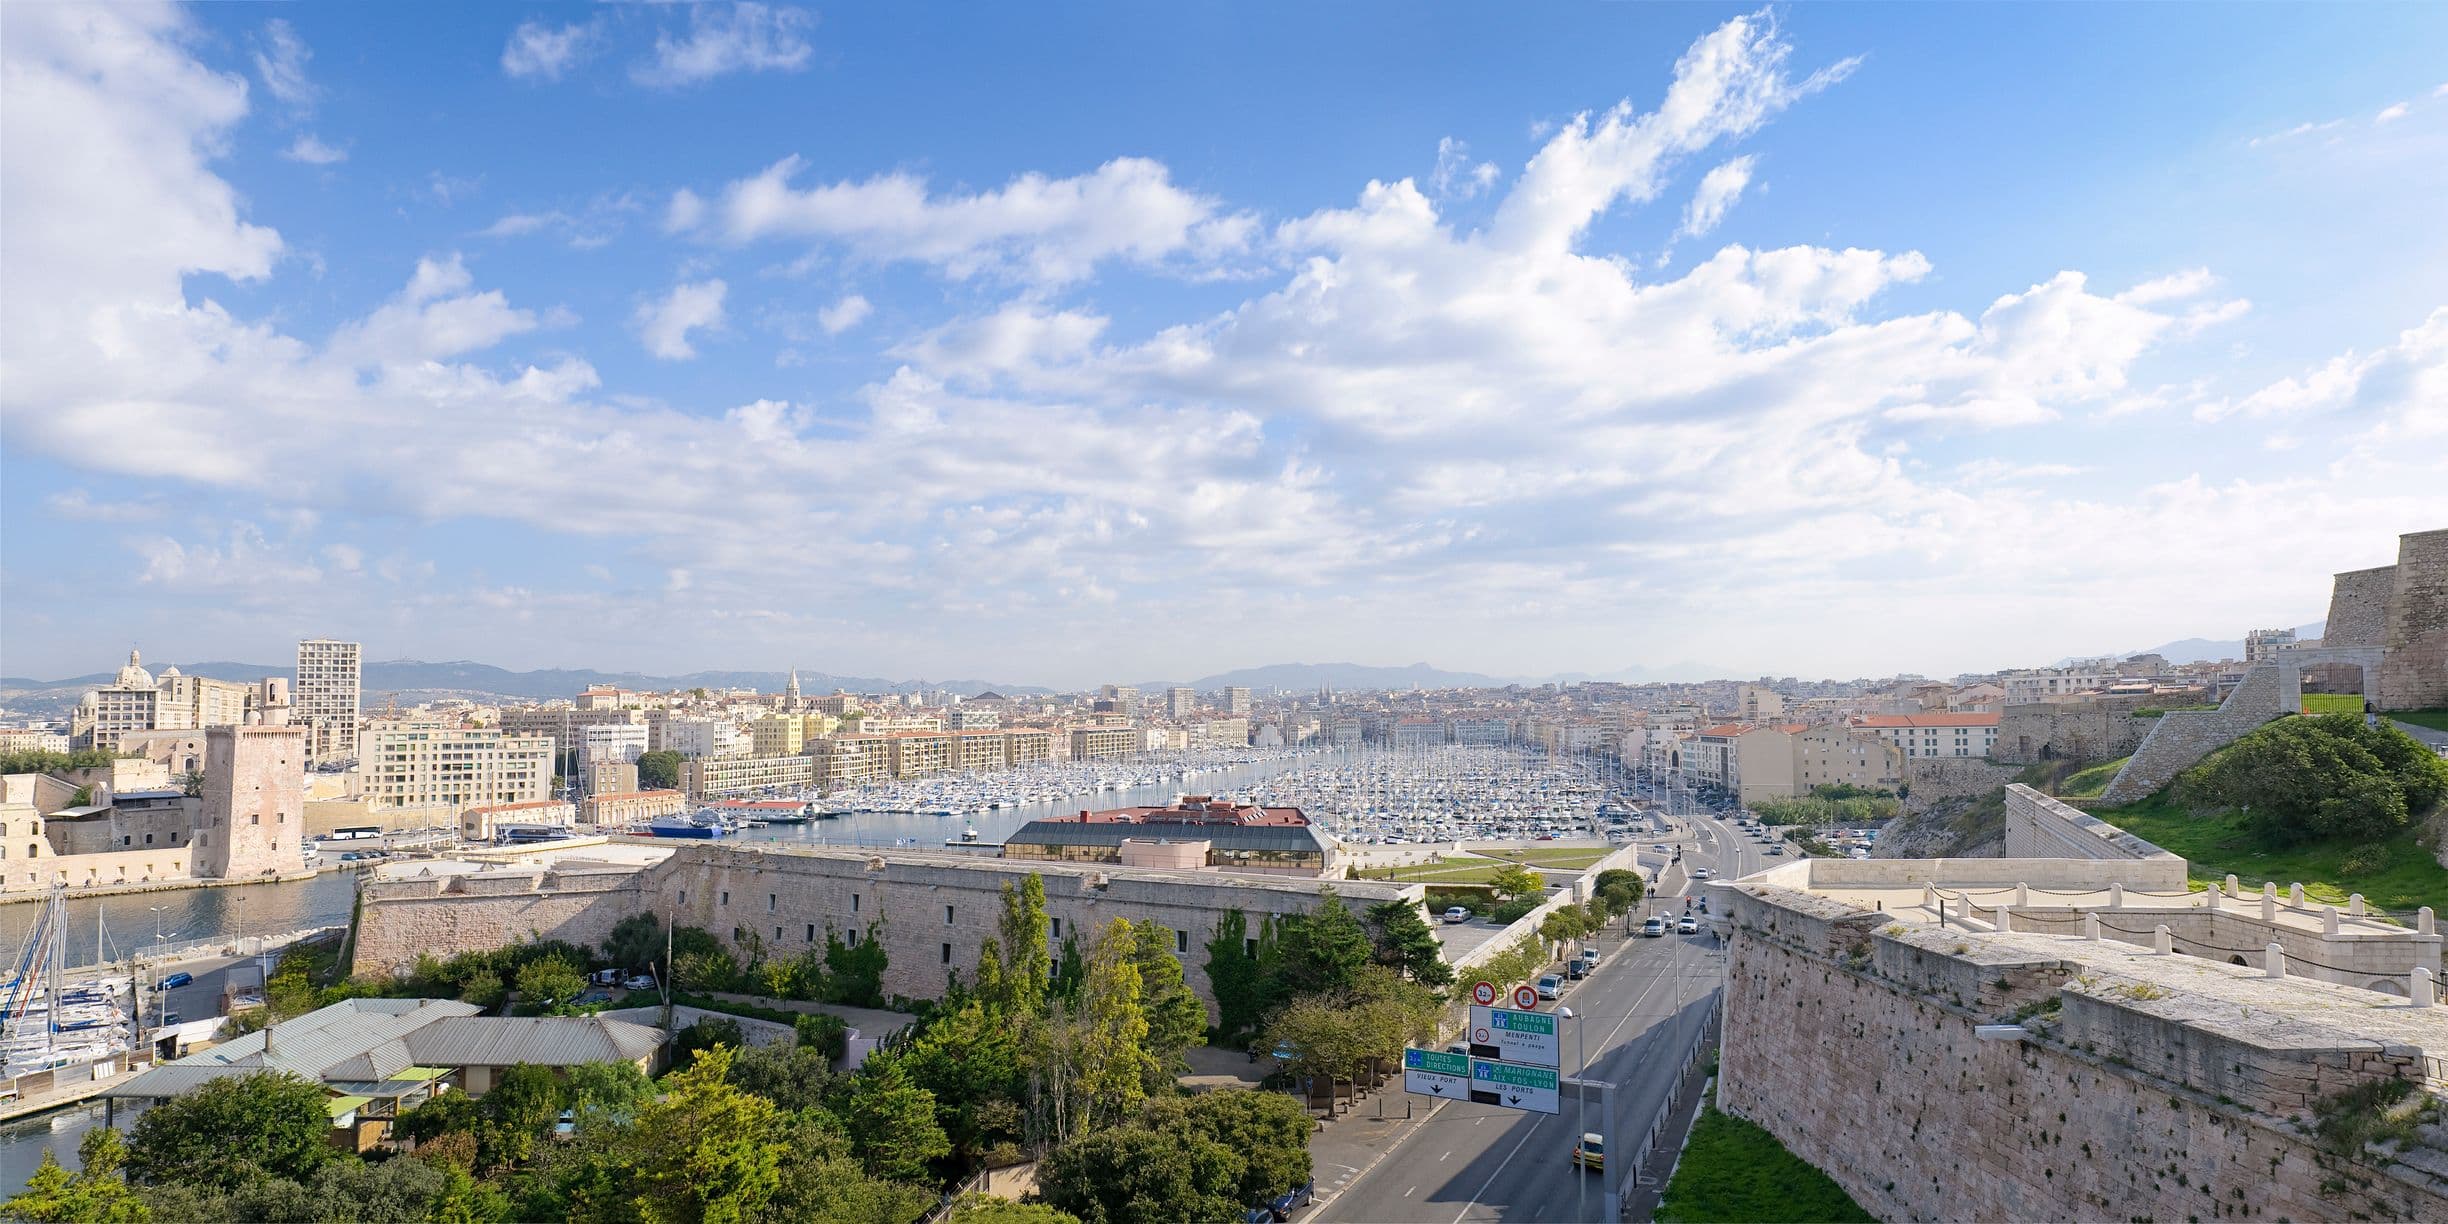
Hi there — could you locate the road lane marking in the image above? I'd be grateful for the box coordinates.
[1450,1113,1547,1224]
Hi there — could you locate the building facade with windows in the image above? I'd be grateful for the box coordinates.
[1852,712,2002,759]
[362,724,553,816]
[295,639,362,765]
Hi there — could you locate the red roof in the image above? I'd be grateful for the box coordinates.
[1697,723,1753,737]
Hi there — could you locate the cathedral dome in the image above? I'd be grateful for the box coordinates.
[112,648,155,690]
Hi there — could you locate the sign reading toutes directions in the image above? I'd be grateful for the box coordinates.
[1467,1005,1560,1068]
[1402,1048,1469,1098]
[1470,1058,1560,1114]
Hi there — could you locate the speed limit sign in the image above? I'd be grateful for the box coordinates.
[1512,984,1540,1010]
[1470,981,1498,1007]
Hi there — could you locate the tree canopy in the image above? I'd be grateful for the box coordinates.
[2180,714,2448,845]
[125,1071,335,1192]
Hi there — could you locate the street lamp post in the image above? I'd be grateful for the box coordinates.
[1561,1005,1590,1223]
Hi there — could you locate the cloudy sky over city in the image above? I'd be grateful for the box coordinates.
[3,2,2443,687]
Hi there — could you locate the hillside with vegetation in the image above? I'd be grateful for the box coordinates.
[2094,714,2448,914]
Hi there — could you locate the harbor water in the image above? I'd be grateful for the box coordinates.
[0,872,357,974]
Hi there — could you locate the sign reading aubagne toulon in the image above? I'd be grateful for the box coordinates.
[1467,1004,1560,1068]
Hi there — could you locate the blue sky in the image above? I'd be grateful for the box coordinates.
[3,2,2443,688]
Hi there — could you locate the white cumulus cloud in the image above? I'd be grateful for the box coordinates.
[502,19,599,81]
[1677,154,1755,239]
[284,134,347,165]
[818,294,872,335]
[635,278,729,359]
[633,3,815,88]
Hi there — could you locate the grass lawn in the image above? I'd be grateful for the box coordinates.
[1656,1105,1874,1224]
[2056,756,2130,798]
[1476,846,1611,869]
[2391,709,2448,734]
[1356,861,1512,885]
[2093,792,2448,916]
[2302,693,2365,715]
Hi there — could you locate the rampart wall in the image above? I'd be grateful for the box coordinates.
[2326,564,2397,649]
[1899,757,2021,813]
[355,844,1421,1014]
[2101,664,2287,803]
[2379,528,2448,711]
[1718,885,2448,1223]
[1994,694,2166,767]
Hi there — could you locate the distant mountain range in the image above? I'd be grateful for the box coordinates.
[0,659,1054,717]
[1132,659,1735,692]
[2059,620,2327,668]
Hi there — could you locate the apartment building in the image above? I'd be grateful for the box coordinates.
[1731,724,1812,805]
[887,732,953,779]
[748,714,822,757]
[362,723,552,816]
[157,670,253,729]
[1738,684,1786,722]
[953,730,1009,773]
[2244,627,2298,663]
[947,707,1001,731]
[660,717,745,759]
[1795,723,1904,792]
[1069,726,1140,761]
[1450,717,1512,745]
[1165,687,1198,719]
[582,789,688,827]
[577,722,648,773]
[294,639,362,765]
[1682,724,1750,790]
[2001,666,2109,706]
[1003,729,1053,767]
[1222,687,1252,716]
[497,706,645,765]
[1853,712,2002,759]
[813,735,890,787]
[1188,717,1250,749]
[683,753,815,801]
[1390,719,1445,748]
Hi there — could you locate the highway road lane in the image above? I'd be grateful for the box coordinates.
[1319,826,1740,1223]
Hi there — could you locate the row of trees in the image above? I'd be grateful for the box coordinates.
[0,747,123,776]
[1751,787,1899,827]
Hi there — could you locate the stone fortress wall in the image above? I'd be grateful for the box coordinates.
[1992,692,2167,768]
[1716,844,2448,1223]
[1897,756,2023,814]
[356,842,1421,1013]
[2100,662,2289,804]
[2377,528,2448,712]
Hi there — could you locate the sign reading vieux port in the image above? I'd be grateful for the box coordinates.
[1402,1047,1470,1098]
[1468,1005,1560,1069]
[1470,1057,1560,1114]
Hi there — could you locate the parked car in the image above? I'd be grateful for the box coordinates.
[1641,917,1666,938]
[1566,961,1586,980]
[1677,916,1699,934]
[1536,975,1563,1000]
[1571,1131,1606,1172]
[622,973,657,991]
[1766,846,1785,856]
[1442,906,1472,924]
[152,972,192,991]
[1580,947,1601,971]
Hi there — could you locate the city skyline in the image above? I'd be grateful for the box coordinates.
[4,3,2445,685]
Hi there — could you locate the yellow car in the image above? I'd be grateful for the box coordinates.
[1571,1132,1605,1171]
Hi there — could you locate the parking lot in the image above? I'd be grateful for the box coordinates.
[1429,915,1517,961]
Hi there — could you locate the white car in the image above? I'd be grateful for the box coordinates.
[1692,867,1713,880]
[1442,906,1472,924]
[1676,917,1699,934]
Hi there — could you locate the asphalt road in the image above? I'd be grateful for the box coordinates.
[1317,807,1751,1224]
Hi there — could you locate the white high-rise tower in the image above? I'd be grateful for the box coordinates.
[294,638,362,765]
